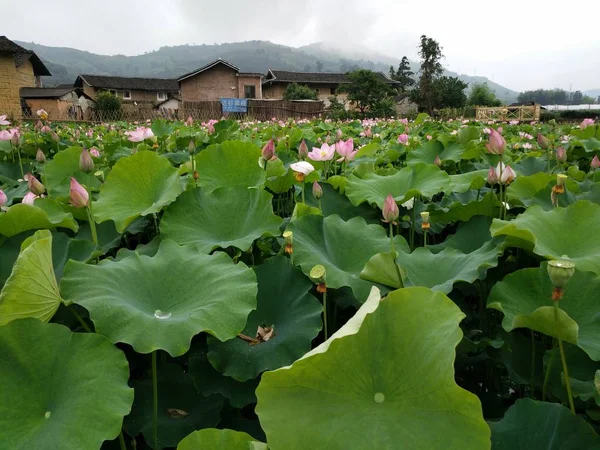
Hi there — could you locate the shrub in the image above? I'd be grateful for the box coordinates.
[283,83,318,101]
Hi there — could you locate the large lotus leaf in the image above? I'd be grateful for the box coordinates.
[287,214,409,302]
[0,199,78,237]
[42,146,102,196]
[399,241,501,294]
[76,220,122,254]
[407,140,465,165]
[446,170,488,194]
[207,256,323,381]
[93,151,182,232]
[429,191,498,225]
[0,230,62,325]
[360,251,405,290]
[0,319,133,450]
[60,239,257,356]
[195,141,265,193]
[304,183,380,223]
[51,231,97,281]
[256,287,490,450]
[506,173,579,208]
[178,429,267,450]
[487,264,600,360]
[429,215,494,254]
[160,186,282,253]
[124,363,223,450]
[0,231,32,290]
[345,163,450,208]
[490,398,600,449]
[491,201,600,274]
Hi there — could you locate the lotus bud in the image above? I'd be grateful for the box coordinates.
[188,140,195,154]
[22,192,38,205]
[69,177,89,208]
[547,259,575,300]
[51,132,59,143]
[364,128,372,138]
[336,129,343,140]
[90,148,100,158]
[298,140,309,159]
[537,133,550,149]
[487,166,499,185]
[486,128,505,155]
[10,133,19,146]
[382,194,399,224]
[591,155,600,170]
[0,189,7,208]
[262,139,275,161]
[27,174,45,195]
[555,146,567,163]
[500,164,517,185]
[309,264,327,293]
[185,116,193,126]
[312,181,323,200]
[283,230,293,254]
[36,149,46,163]
[433,155,442,167]
[397,134,409,145]
[420,211,430,230]
[79,148,94,173]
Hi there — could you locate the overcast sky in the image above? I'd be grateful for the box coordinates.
[5,0,600,92]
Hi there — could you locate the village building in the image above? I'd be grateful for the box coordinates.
[20,87,94,120]
[73,74,180,104]
[0,36,51,118]
[178,59,263,103]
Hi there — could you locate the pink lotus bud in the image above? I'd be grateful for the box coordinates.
[581,118,595,129]
[426,135,433,140]
[312,181,323,200]
[36,149,46,163]
[74,130,80,139]
[207,123,215,134]
[86,129,93,138]
[298,140,309,159]
[486,128,506,155]
[336,129,343,140]
[10,132,19,146]
[79,148,94,173]
[487,167,499,185]
[434,155,442,167]
[27,174,45,195]
[51,132,59,143]
[0,189,7,207]
[537,133,550,149]
[22,192,38,205]
[325,135,331,144]
[592,155,600,169]
[555,147,567,163]
[397,134,409,145]
[185,116,194,126]
[188,140,196,154]
[69,178,89,208]
[262,139,275,160]
[382,194,399,223]
[500,164,517,184]
[89,147,100,158]
[364,128,372,138]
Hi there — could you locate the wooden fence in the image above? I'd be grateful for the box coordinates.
[475,105,541,122]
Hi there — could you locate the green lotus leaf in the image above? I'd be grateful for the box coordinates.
[41,146,102,196]
[360,251,404,290]
[76,220,122,254]
[178,429,267,450]
[195,141,266,193]
[429,215,494,254]
[491,201,600,274]
[407,140,465,165]
[0,319,133,450]
[160,186,282,253]
[458,126,480,144]
[490,398,600,449]
[304,183,380,223]
[487,263,600,360]
[287,214,408,302]
[256,287,490,450]
[506,173,579,208]
[399,241,501,294]
[51,231,97,281]
[429,191,498,225]
[345,163,450,208]
[124,363,223,450]
[0,232,32,290]
[513,156,547,176]
[60,239,257,356]
[207,256,323,381]
[446,170,488,194]
[0,199,78,237]
[93,151,182,232]
[0,230,62,325]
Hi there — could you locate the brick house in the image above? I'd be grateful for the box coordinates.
[20,87,94,120]
[73,74,179,104]
[0,36,51,118]
[178,59,263,103]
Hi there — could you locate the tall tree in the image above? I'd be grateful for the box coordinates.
[468,83,502,106]
[389,65,396,80]
[571,91,583,105]
[393,57,415,93]
[412,35,444,114]
[435,77,468,109]
[337,69,395,114]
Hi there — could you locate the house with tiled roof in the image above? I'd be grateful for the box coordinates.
[0,36,51,117]
[73,74,180,103]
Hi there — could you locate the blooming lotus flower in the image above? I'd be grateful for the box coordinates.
[298,140,309,159]
[509,120,519,125]
[36,109,48,120]
[308,143,335,162]
[400,118,409,125]
[335,138,357,162]
[581,118,595,129]
[556,147,567,163]
[290,161,315,182]
[0,189,7,207]
[22,192,39,205]
[402,198,415,210]
[591,155,600,169]
[0,115,9,126]
[90,147,100,158]
[364,128,373,138]
[36,149,46,163]
[522,143,533,150]
[486,128,505,154]
[125,127,154,142]
[312,181,323,199]
[426,135,433,140]
[185,116,194,126]
[487,167,499,185]
[495,162,517,184]
[69,178,89,208]
[27,174,45,195]
[0,130,11,141]
[80,148,94,173]
[261,139,275,160]
[537,133,550,149]
[382,194,399,224]
[41,125,51,133]
[397,134,409,145]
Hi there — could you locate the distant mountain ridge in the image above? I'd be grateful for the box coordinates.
[18,39,520,103]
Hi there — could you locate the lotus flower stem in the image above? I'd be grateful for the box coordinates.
[13,143,24,179]
[389,223,396,255]
[409,199,417,250]
[67,305,92,333]
[323,291,328,341]
[153,213,160,236]
[423,230,428,248]
[152,351,159,450]
[543,341,556,401]
[498,183,503,219]
[118,431,127,450]
[301,185,306,204]
[554,303,576,414]
[85,202,98,247]
[530,330,536,400]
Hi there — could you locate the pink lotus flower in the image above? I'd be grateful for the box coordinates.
[486,128,506,155]
[185,116,194,126]
[522,143,533,150]
[69,178,89,208]
[22,192,39,205]
[0,115,9,126]
[556,147,567,163]
[86,129,93,138]
[125,127,154,142]
[336,129,343,140]
[36,109,48,120]
[364,128,373,138]
[382,194,399,224]
[397,134,409,145]
[591,155,600,169]
[290,161,315,176]
[509,120,519,125]
[495,162,517,184]
[0,189,7,207]
[487,167,499,185]
[399,118,409,125]
[90,147,100,158]
[308,143,335,162]
[41,125,51,133]
[335,139,357,162]
[581,118,595,129]
[0,130,11,141]
[482,128,491,135]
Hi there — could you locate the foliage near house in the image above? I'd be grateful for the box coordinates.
[283,83,318,101]
[94,91,121,117]
[337,69,396,115]
[468,83,502,107]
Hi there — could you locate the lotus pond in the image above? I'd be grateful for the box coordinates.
[1,114,600,449]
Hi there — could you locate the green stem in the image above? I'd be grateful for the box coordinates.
[498,182,504,220]
[543,342,556,401]
[67,305,92,333]
[389,222,395,255]
[301,185,305,204]
[409,199,417,250]
[530,329,536,400]
[424,230,428,248]
[153,213,159,236]
[15,145,24,179]
[152,351,159,450]
[118,431,127,450]
[318,198,322,213]
[86,204,98,247]
[191,154,198,187]
[555,303,576,414]
[323,290,328,341]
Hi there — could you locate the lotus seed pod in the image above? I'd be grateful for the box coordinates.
[283,231,293,246]
[309,264,326,284]
[556,173,567,187]
[547,259,575,289]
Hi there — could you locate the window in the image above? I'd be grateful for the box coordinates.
[244,85,256,99]
[157,92,167,101]
[123,91,131,99]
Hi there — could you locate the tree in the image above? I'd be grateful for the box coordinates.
[283,83,318,101]
[571,91,583,104]
[468,83,502,106]
[337,69,395,114]
[392,57,415,93]
[411,35,444,114]
[435,76,468,109]
[94,91,121,119]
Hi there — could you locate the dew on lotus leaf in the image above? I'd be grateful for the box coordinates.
[374,392,385,403]
[154,309,171,320]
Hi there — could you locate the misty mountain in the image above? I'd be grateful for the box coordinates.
[18,39,520,102]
